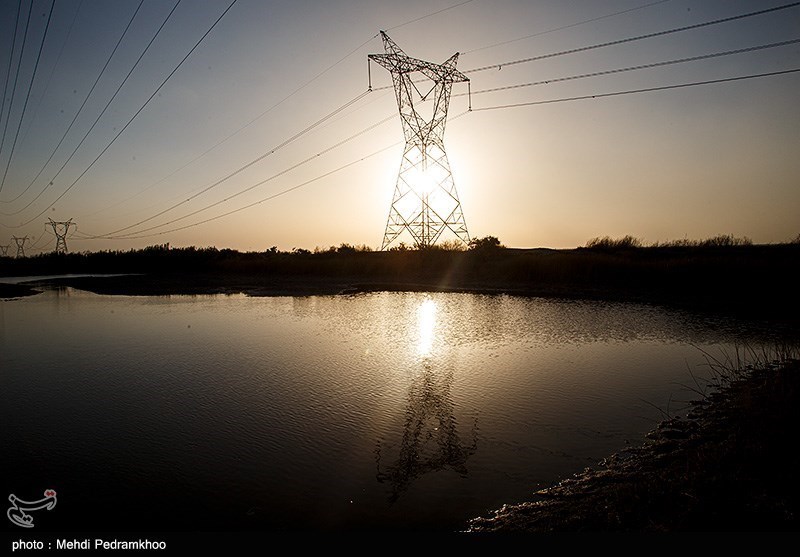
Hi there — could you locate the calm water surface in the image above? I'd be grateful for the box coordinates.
[0,288,791,531]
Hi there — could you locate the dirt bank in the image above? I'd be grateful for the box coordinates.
[0,282,40,299]
[468,359,800,532]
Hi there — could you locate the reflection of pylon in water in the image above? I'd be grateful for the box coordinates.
[369,31,471,250]
[375,365,477,503]
[46,218,75,254]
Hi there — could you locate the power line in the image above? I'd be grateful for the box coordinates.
[87,88,390,228]
[18,0,85,151]
[71,68,796,241]
[82,33,380,220]
[1,0,179,214]
[10,2,796,243]
[102,142,403,240]
[92,89,372,238]
[79,47,797,240]
[0,0,144,206]
[32,235,54,254]
[0,0,33,182]
[371,2,800,95]
[386,0,476,31]
[470,68,800,111]
[82,89,393,222]
[77,0,481,221]
[0,0,53,194]
[0,0,23,133]
[6,0,238,228]
[85,113,395,239]
[462,0,672,55]
[86,112,471,241]
[92,94,392,224]
[463,2,800,74]
[25,221,49,250]
[461,38,800,97]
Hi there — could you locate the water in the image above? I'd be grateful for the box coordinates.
[0,287,791,531]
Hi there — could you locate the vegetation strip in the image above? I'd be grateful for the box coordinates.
[2,237,798,324]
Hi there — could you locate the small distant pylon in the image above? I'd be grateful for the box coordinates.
[369,31,471,250]
[47,218,75,254]
[11,236,28,258]
[0,244,9,256]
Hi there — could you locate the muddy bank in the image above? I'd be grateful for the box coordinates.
[27,273,622,299]
[12,273,358,297]
[469,359,800,532]
[0,282,40,299]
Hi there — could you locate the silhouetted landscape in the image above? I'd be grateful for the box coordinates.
[2,0,799,542]
[3,236,799,534]
[3,236,798,323]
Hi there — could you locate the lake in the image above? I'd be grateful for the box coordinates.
[0,287,791,531]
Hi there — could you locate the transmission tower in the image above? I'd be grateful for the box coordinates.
[46,218,75,254]
[11,236,28,258]
[369,31,471,250]
[0,244,9,256]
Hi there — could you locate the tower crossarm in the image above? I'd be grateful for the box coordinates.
[369,31,468,84]
[369,53,469,84]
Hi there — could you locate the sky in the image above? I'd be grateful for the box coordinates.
[0,0,798,253]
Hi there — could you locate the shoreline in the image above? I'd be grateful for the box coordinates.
[2,244,797,322]
[3,272,797,324]
[0,282,40,298]
[468,357,800,532]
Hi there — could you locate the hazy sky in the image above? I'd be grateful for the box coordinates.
[0,0,798,253]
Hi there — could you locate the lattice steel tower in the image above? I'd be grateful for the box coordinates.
[369,31,470,250]
[47,218,75,254]
[11,236,28,258]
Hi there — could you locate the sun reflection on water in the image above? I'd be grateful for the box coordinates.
[416,297,437,357]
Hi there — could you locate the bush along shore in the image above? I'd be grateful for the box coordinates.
[468,348,800,532]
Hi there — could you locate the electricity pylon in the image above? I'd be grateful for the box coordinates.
[46,218,75,254]
[369,31,471,250]
[0,244,9,256]
[11,236,28,258]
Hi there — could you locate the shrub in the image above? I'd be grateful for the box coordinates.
[697,235,752,247]
[468,235,504,251]
[584,235,643,249]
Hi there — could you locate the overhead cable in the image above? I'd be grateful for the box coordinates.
[1,0,144,205]
[0,0,55,194]
[471,68,800,111]
[6,0,239,228]
[461,38,800,96]
[463,2,800,73]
